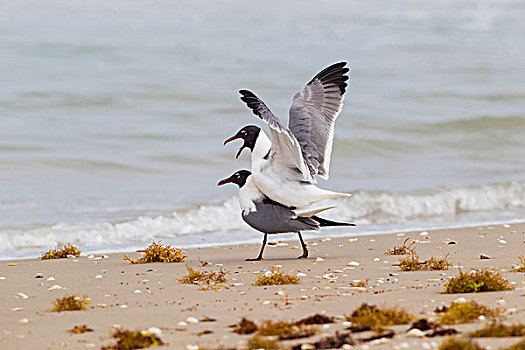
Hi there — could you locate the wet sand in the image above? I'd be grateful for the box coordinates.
[1,223,524,349]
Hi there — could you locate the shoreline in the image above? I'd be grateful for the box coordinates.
[1,223,524,349]
[3,216,525,261]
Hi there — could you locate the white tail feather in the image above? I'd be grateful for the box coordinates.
[297,206,335,218]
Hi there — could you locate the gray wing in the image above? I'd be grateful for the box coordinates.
[288,62,350,179]
[243,199,320,234]
[239,89,314,182]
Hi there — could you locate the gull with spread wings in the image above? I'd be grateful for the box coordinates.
[224,62,351,208]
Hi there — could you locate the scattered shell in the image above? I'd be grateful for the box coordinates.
[16,293,28,299]
[315,257,325,262]
[373,258,380,262]
[133,289,142,294]
[145,327,162,337]
[0,276,6,280]
[276,242,288,247]
[47,285,64,291]
[186,345,199,350]
[120,305,128,309]
[447,240,457,245]
[301,345,315,350]
[420,231,429,236]
[498,239,507,244]
[275,290,286,296]
[322,274,337,280]
[11,307,23,312]
[177,321,188,329]
[454,297,467,303]
[480,254,491,259]
[46,277,56,281]
[95,275,103,279]
[8,263,17,266]
[18,318,29,324]
[297,272,307,277]
[186,317,199,324]
[502,224,510,228]
[407,328,425,337]
[348,261,360,266]
[35,273,43,279]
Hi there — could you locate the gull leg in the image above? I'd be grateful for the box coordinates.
[246,233,267,261]
[297,232,308,259]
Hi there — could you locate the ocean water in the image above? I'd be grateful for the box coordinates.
[1,0,525,259]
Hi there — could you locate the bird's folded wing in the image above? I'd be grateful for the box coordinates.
[288,62,350,180]
[239,89,314,182]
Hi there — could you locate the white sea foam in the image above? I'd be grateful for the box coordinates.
[2,181,525,259]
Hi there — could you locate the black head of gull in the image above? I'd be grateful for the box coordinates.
[217,170,251,187]
[223,125,261,158]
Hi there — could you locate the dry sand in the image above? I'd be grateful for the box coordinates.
[1,224,524,350]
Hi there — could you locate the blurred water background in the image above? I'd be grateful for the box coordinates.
[1,0,525,258]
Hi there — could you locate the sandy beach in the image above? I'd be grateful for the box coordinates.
[1,224,524,350]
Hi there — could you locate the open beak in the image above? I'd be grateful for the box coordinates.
[224,135,245,159]
[217,177,233,186]
[235,142,245,159]
[223,135,239,146]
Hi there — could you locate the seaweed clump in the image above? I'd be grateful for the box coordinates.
[444,268,514,294]
[295,314,334,325]
[68,325,93,334]
[257,320,316,340]
[346,303,413,333]
[51,295,89,312]
[292,331,355,350]
[178,265,227,290]
[511,255,525,273]
[124,241,187,264]
[247,335,285,350]
[437,301,499,325]
[385,238,416,255]
[438,337,485,350]
[102,329,164,349]
[231,317,317,340]
[398,252,451,271]
[470,322,525,337]
[231,318,258,335]
[506,339,525,350]
[41,243,81,260]
[253,267,300,286]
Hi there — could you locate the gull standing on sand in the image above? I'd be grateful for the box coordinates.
[218,170,354,260]
[224,62,351,208]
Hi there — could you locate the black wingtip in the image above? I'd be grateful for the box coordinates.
[308,61,350,95]
[312,215,356,227]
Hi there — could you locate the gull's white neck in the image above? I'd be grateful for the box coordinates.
[251,130,272,169]
[239,175,264,213]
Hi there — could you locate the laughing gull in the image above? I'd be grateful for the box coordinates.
[218,170,354,260]
[224,62,351,208]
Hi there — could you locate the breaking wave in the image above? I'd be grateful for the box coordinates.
[2,180,525,259]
